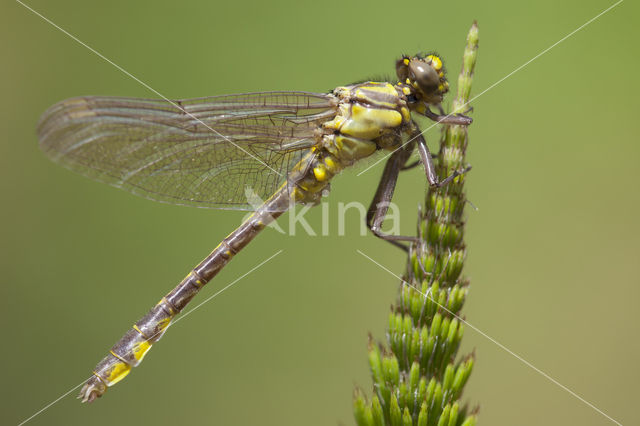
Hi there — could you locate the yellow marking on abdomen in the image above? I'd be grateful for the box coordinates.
[323,156,340,174]
[157,317,172,333]
[132,340,152,362]
[133,324,148,339]
[158,297,176,315]
[313,164,328,181]
[105,361,131,386]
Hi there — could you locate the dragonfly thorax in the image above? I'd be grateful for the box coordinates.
[287,81,414,206]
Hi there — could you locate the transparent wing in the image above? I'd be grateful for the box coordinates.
[38,92,336,210]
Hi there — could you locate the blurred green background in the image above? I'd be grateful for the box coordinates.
[2,0,638,425]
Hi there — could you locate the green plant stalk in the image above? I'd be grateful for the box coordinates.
[354,22,479,426]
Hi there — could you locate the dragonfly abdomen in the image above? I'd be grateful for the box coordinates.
[79,189,290,402]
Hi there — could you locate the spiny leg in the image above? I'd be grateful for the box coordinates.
[414,131,471,188]
[369,117,472,250]
[366,146,418,251]
[423,107,472,126]
[402,144,441,171]
[402,111,468,177]
[415,131,439,187]
[405,107,471,175]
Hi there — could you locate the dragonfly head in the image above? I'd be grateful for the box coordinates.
[396,53,449,105]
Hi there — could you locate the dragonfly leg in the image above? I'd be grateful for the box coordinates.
[415,132,471,188]
[423,107,472,126]
[366,146,418,251]
[401,146,441,172]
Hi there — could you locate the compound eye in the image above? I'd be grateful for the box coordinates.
[409,60,439,93]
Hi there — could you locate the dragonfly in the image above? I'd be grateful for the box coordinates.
[37,52,472,403]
